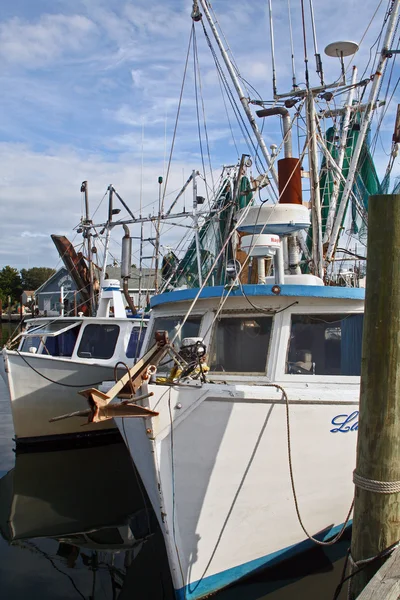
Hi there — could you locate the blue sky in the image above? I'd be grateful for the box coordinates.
[0,0,397,272]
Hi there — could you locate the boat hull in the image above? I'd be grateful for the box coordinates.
[2,349,118,442]
[116,381,358,599]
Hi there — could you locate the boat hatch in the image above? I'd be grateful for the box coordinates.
[77,324,120,360]
[286,313,363,376]
[209,315,273,373]
[20,321,82,357]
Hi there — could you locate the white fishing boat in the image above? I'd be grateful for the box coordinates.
[0,195,150,445]
[55,0,400,597]
[0,278,148,444]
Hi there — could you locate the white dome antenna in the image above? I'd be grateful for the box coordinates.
[324,40,359,84]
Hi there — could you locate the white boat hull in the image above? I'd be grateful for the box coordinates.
[2,349,117,441]
[117,381,358,599]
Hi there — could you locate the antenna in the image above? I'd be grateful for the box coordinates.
[287,0,298,90]
[324,40,359,84]
[308,0,324,85]
[267,0,278,97]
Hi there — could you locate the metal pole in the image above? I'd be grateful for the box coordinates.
[325,0,400,262]
[287,0,298,90]
[101,186,113,287]
[192,170,203,287]
[306,92,324,278]
[82,181,94,315]
[268,0,278,97]
[154,176,163,292]
[60,285,64,317]
[308,0,324,85]
[323,66,358,243]
[197,0,279,193]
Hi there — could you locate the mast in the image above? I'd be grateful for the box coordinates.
[323,66,358,244]
[267,0,278,97]
[195,0,279,194]
[325,0,400,263]
[81,180,94,315]
[154,176,163,292]
[101,185,113,287]
[306,92,324,278]
[192,170,203,287]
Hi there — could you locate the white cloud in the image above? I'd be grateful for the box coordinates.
[0,14,97,68]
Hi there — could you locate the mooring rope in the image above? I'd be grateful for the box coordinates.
[276,382,354,546]
[353,470,400,494]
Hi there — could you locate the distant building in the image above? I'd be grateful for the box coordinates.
[105,266,159,308]
[34,266,160,316]
[35,268,78,316]
[21,291,35,307]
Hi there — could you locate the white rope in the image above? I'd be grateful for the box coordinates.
[353,470,400,494]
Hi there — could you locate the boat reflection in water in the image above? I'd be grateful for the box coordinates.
[0,440,350,599]
[0,441,174,599]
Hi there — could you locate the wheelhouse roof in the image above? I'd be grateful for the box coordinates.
[150,284,365,308]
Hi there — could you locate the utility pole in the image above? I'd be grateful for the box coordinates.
[349,194,400,598]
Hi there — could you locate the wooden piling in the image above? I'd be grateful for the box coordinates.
[350,195,400,598]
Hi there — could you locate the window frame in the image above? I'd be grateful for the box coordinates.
[18,320,82,355]
[208,311,274,376]
[77,323,121,360]
[145,311,205,373]
[22,320,80,338]
[275,306,364,383]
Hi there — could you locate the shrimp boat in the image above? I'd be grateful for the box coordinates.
[0,187,148,446]
[54,0,399,597]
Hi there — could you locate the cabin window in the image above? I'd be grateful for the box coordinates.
[286,313,363,376]
[126,326,147,359]
[21,336,41,353]
[151,316,202,346]
[150,316,202,371]
[20,320,81,356]
[43,325,81,357]
[210,316,273,373]
[77,324,120,359]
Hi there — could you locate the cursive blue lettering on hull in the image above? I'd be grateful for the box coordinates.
[330,411,359,433]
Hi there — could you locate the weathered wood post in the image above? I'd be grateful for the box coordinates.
[349,194,400,598]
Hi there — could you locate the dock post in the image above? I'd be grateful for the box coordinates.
[349,194,400,598]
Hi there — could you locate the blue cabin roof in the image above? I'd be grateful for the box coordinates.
[150,284,365,308]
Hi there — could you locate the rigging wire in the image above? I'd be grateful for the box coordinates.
[193,27,211,205]
[200,20,272,181]
[161,25,194,212]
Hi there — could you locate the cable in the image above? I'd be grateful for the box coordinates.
[14,348,104,387]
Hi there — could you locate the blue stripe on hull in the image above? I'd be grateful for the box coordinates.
[175,521,352,600]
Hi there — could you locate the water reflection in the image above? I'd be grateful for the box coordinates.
[0,441,174,599]
[0,436,348,599]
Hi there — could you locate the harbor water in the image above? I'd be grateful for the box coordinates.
[0,376,348,599]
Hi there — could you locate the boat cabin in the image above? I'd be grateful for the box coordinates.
[144,281,365,384]
[16,317,147,364]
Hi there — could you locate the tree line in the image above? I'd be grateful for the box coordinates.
[0,267,56,306]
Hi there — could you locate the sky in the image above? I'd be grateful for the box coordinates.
[0,0,398,272]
